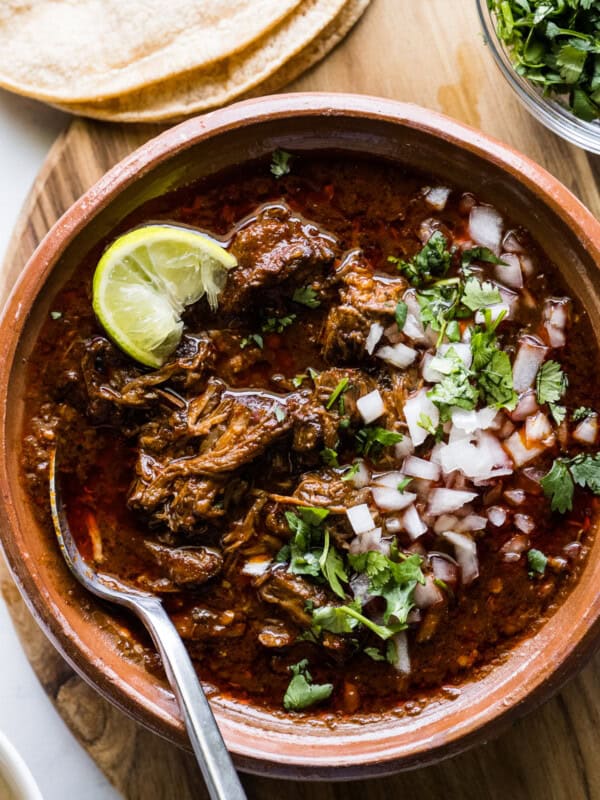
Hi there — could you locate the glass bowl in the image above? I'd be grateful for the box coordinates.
[477,0,600,154]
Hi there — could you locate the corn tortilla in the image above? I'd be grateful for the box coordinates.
[0,0,302,103]
[54,0,369,123]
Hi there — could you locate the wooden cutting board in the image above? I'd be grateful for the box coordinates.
[2,1,600,798]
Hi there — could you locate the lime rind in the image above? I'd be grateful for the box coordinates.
[92,224,236,367]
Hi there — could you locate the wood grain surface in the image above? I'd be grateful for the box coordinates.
[1,1,600,798]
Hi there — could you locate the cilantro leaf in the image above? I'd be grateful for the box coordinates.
[270,148,293,178]
[272,403,287,422]
[321,447,339,467]
[342,462,361,481]
[427,348,479,412]
[319,530,348,599]
[395,300,408,330]
[461,278,502,312]
[461,247,507,267]
[528,549,548,576]
[348,551,424,626]
[540,460,575,513]
[363,647,386,662]
[240,333,263,350]
[262,314,296,334]
[313,603,403,640]
[536,360,568,405]
[569,453,600,494]
[389,231,453,286]
[283,661,333,711]
[477,349,518,410]
[325,377,349,410]
[573,406,595,421]
[292,286,320,309]
[355,426,403,458]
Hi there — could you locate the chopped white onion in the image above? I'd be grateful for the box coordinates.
[487,506,507,527]
[501,534,530,558]
[384,516,403,534]
[425,186,451,210]
[403,455,441,482]
[404,388,439,447]
[349,528,389,556]
[503,230,525,253]
[349,460,371,489]
[439,342,473,369]
[376,342,418,369]
[512,336,548,393]
[371,486,417,512]
[495,253,523,289]
[403,313,427,343]
[372,471,406,489]
[455,514,488,532]
[241,558,272,576]
[413,576,443,609]
[451,406,497,434]
[395,434,414,459]
[390,631,411,674]
[475,302,510,324]
[428,488,477,516]
[574,415,598,445]
[504,429,545,468]
[504,489,526,506]
[357,389,385,424]
[442,531,479,585]
[510,390,539,422]
[403,504,428,540]
[430,552,460,588]
[346,504,376,535]
[366,322,384,355]
[514,513,535,534]
[469,205,503,254]
[350,573,372,605]
[525,412,553,444]
[434,514,459,534]
[422,352,442,383]
[543,298,569,348]
[439,431,513,481]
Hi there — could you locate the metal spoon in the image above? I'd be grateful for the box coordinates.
[48,448,246,800]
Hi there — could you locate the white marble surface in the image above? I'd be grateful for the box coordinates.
[0,88,121,800]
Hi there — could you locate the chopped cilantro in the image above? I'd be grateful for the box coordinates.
[270,148,293,178]
[283,659,333,711]
[418,412,438,437]
[321,447,339,467]
[397,477,413,493]
[272,403,287,422]
[313,603,402,640]
[355,426,403,458]
[549,403,567,425]
[342,462,361,481]
[292,373,307,388]
[363,647,386,661]
[536,360,568,405]
[50,310,62,320]
[460,278,502,312]
[389,231,453,286]
[395,300,408,330]
[541,459,575,513]
[427,348,479,412]
[348,551,425,626]
[573,406,595,422]
[528,549,548,577]
[292,286,320,308]
[318,529,349,599]
[240,333,263,350]
[570,453,600,494]
[262,314,296,334]
[325,377,349,410]
[461,247,507,267]
[477,349,518,410]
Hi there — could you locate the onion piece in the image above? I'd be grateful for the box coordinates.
[504,489,526,506]
[425,186,451,210]
[439,342,473,369]
[350,573,372,605]
[428,489,477,516]
[349,460,371,489]
[487,506,507,527]
[395,434,414,459]
[495,253,523,289]
[349,528,389,556]
[384,516,403,534]
[371,486,417,512]
[357,389,385,424]
[504,429,545,467]
[403,504,428,540]
[574,414,598,445]
[543,298,569,348]
[376,342,418,369]
[451,406,497,434]
[366,322,384,355]
[403,455,440,482]
[404,388,439,447]
[403,313,427,343]
[434,514,459,534]
[389,631,411,674]
[514,513,534,534]
[372,471,406,489]
[525,412,553,444]
[455,514,487,532]
[439,431,513,481]
[500,534,530,558]
[442,531,479,584]
[241,557,272,576]
[413,576,443,609]
[503,230,525,254]
[512,336,548,393]
[469,205,503,254]
[510,390,539,422]
[430,552,460,589]
[346,504,376,535]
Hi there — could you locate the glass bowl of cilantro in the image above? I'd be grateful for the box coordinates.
[478,0,600,154]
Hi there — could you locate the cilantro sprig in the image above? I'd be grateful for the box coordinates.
[541,452,600,512]
[270,148,293,178]
[536,359,568,424]
[283,659,333,711]
[389,231,453,286]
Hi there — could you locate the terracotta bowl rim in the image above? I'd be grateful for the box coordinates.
[1,92,600,779]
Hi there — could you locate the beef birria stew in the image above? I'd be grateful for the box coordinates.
[22,151,600,717]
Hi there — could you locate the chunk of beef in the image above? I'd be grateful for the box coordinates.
[322,305,369,363]
[312,368,377,425]
[221,203,338,313]
[256,567,329,626]
[82,334,215,417]
[144,542,223,588]
[293,469,369,509]
[171,606,247,641]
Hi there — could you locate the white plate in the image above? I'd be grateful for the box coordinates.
[0,732,42,800]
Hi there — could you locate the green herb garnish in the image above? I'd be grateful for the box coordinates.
[355,426,403,458]
[262,314,296,334]
[395,300,408,330]
[283,659,333,711]
[528,548,548,577]
[325,377,349,410]
[573,406,595,421]
[389,231,453,286]
[541,452,600,513]
[270,148,293,178]
[239,333,264,350]
[292,286,321,308]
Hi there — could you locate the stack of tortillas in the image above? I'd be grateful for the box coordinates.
[0,0,370,123]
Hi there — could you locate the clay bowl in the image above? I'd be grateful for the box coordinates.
[1,93,600,780]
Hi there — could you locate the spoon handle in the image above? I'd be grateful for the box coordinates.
[134,597,247,800]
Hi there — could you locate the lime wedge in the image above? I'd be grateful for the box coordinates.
[92,225,236,368]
